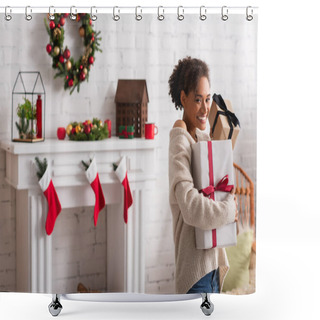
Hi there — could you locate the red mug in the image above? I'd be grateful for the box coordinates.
[57,127,66,140]
[145,123,158,139]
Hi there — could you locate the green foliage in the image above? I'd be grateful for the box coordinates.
[81,159,92,171]
[15,108,30,138]
[17,98,36,120]
[35,157,48,180]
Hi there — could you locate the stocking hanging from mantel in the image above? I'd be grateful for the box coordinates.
[83,156,106,226]
[37,160,62,236]
[114,156,133,224]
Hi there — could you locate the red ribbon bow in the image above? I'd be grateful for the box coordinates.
[201,174,233,200]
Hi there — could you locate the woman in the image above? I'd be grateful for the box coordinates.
[168,56,238,294]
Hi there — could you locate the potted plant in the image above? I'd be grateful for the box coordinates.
[16,98,37,139]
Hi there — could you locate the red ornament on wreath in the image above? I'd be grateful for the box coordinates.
[44,13,102,94]
[63,48,70,60]
[88,56,94,65]
[79,72,86,81]
[59,16,65,26]
[46,44,52,54]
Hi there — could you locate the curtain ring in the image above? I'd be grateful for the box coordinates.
[69,6,77,21]
[91,6,97,21]
[113,6,120,21]
[25,6,32,21]
[221,6,228,21]
[157,6,164,21]
[48,6,55,20]
[246,6,253,21]
[177,6,184,21]
[4,6,12,21]
[200,6,207,21]
[135,6,142,21]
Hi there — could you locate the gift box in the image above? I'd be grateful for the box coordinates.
[119,125,134,139]
[208,94,240,149]
[191,139,237,249]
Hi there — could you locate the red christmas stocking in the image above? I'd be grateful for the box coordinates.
[85,156,106,226]
[38,165,61,235]
[114,156,133,224]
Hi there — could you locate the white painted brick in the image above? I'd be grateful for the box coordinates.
[0,269,15,287]
[0,187,12,202]
[53,262,79,280]
[146,220,173,239]
[158,280,175,294]
[147,266,174,283]
[148,236,174,254]
[0,253,15,270]
[145,251,174,268]
[80,258,106,276]
[116,32,136,49]
[145,282,160,294]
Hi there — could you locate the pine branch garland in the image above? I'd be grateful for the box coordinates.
[35,157,48,180]
[81,159,92,171]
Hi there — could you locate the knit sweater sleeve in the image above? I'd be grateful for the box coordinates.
[169,127,236,230]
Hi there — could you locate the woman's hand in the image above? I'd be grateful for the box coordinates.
[231,187,238,222]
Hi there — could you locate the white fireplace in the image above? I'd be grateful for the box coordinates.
[1,138,157,293]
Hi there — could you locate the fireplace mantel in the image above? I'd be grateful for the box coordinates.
[1,138,158,293]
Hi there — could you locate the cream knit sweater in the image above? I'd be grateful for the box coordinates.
[169,127,236,294]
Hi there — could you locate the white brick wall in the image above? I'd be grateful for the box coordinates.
[0,13,257,293]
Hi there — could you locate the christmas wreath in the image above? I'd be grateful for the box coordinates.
[44,13,102,94]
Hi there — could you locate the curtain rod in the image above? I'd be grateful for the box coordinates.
[0,6,258,16]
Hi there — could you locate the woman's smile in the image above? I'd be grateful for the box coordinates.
[196,115,207,124]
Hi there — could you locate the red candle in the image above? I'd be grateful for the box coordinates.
[57,127,66,140]
[104,119,111,138]
[36,95,42,139]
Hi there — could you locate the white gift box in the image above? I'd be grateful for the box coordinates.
[191,140,237,249]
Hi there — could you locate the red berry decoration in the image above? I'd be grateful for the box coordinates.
[84,125,91,134]
[59,17,65,26]
[49,21,55,29]
[79,72,86,81]
[68,79,74,87]
[89,19,92,25]
[46,44,52,54]
[91,36,95,42]
[63,48,70,60]
[88,56,94,65]
[79,65,83,70]
[59,55,64,64]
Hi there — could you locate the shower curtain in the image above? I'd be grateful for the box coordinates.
[0,7,257,298]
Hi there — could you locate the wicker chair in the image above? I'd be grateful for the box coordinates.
[233,162,256,252]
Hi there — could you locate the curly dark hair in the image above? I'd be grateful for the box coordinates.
[168,56,210,110]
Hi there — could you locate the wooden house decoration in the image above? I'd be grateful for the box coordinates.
[115,79,149,138]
